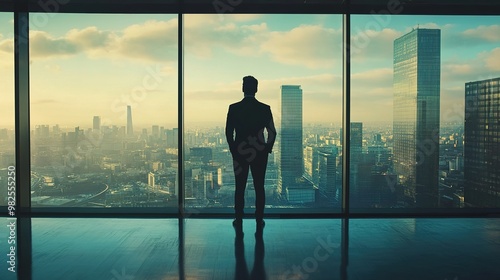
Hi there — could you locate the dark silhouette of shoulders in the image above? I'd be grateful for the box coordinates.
[226,96,276,155]
[227,97,272,138]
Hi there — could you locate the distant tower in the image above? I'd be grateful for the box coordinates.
[93,116,101,131]
[127,105,133,136]
[393,28,440,208]
[464,77,500,207]
[350,122,363,203]
[278,85,303,196]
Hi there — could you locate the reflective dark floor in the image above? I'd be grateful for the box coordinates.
[1,218,499,280]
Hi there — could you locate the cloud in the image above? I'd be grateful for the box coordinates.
[483,47,500,71]
[0,35,14,68]
[66,26,112,49]
[351,22,448,64]
[30,30,80,58]
[442,47,500,82]
[112,20,177,62]
[5,15,341,70]
[29,19,178,63]
[350,28,401,62]
[185,20,268,58]
[0,37,12,53]
[184,15,341,69]
[261,25,341,69]
[462,25,500,43]
[445,24,500,48]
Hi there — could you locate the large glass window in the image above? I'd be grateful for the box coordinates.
[351,15,500,210]
[184,14,342,213]
[0,12,14,208]
[29,14,178,209]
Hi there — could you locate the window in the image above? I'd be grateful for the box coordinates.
[29,14,179,209]
[0,12,14,208]
[351,15,500,210]
[184,14,342,212]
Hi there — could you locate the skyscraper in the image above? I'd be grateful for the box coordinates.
[317,147,338,204]
[278,85,314,202]
[464,77,500,207]
[93,116,101,131]
[350,122,363,205]
[393,28,440,208]
[127,105,133,136]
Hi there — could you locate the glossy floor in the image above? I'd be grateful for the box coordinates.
[1,218,499,280]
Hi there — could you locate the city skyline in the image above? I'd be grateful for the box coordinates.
[0,14,499,128]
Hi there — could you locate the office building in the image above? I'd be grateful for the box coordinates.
[464,77,500,207]
[278,85,304,196]
[350,122,363,204]
[393,28,441,207]
[93,116,101,131]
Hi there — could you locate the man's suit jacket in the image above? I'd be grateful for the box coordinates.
[225,96,276,160]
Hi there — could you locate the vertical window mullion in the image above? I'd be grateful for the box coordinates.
[14,11,30,214]
[15,9,33,280]
[178,12,185,218]
[342,10,351,216]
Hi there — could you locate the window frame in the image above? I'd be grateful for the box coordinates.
[1,0,499,218]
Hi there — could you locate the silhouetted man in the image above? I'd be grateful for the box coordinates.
[225,76,276,227]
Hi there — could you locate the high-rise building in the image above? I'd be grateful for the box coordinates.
[278,85,316,203]
[393,28,440,208]
[464,77,500,207]
[304,146,318,183]
[317,147,338,204]
[278,85,304,196]
[152,125,160,138]
[350,122,363,205]
[93,116,101,131]
[127,105,133,136]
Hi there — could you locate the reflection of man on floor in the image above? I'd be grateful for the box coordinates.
[234,226,266,280]
[225,76,276,227]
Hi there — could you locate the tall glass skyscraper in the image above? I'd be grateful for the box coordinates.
[464,77,500,207]
[393,28,441,208]
[278,85,304,196]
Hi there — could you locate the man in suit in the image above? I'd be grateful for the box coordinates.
[225,76,276,228]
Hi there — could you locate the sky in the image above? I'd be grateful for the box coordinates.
[0,13,499,130]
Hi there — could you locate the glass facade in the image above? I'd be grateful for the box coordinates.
[465,77,500,207]
[393,28,441,208]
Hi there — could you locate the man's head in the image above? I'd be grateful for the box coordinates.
[242,76,258,96]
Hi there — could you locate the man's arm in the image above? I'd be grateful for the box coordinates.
[225,106,236,154]
[265,107,277,154]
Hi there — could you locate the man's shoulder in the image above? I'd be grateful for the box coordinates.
[228,101,242,109]
[255,99,271,109]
